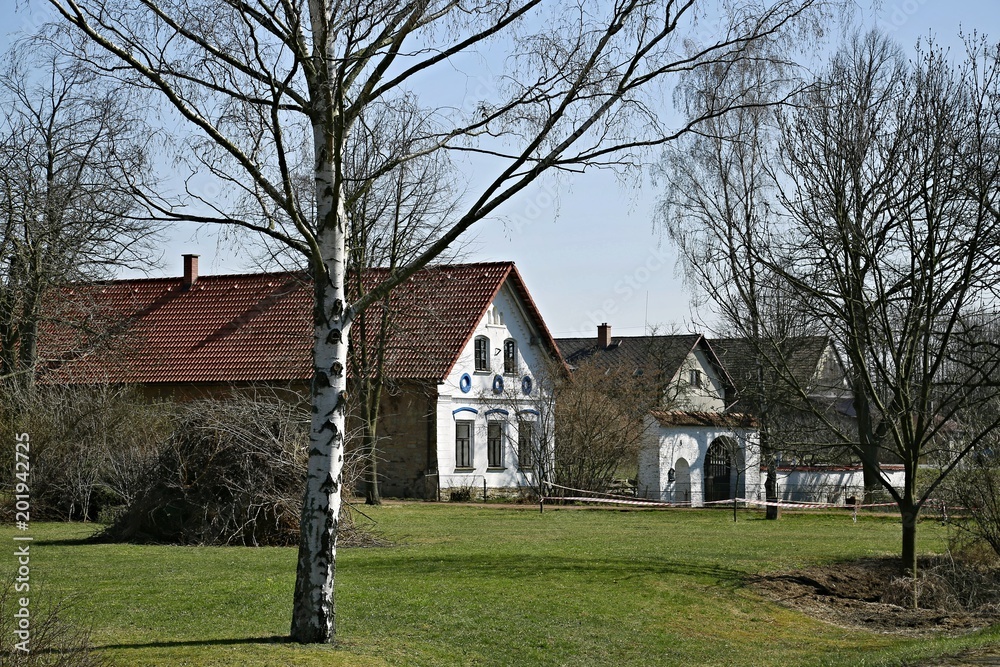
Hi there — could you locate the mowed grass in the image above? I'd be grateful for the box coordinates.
[2,504,999,666]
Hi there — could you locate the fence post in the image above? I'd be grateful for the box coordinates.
[483,477,487,502]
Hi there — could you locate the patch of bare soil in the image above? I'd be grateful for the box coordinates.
[749,557,1000,638]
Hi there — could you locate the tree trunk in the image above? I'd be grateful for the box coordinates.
[901,502,919,609]
[363,396,382,506]
[765,453,780,520]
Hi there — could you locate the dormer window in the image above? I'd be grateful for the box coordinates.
[504,339,517,375]
[475,336,491,372]
[689,369,703,389]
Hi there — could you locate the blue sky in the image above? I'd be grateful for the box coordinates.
[2,1,998,338]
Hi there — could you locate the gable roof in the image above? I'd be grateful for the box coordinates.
[38,261,560,385]
[707,337,846,402]
[556,333,701,375]
[555,333,732,390]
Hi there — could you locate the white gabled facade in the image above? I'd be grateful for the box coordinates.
[666,346,729,412]
[637,339,762,506]
[434,282,554,497]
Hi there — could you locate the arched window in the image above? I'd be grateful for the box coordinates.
[503,338,517,375]
[474,336,490,372]
[486,305,505,326]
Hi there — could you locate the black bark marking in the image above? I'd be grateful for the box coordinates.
[322,474,340,494]
[326,328,342,344]
[330,361,344,376]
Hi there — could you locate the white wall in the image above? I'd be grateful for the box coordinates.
[774,466,905,505]
[638,424,760,506]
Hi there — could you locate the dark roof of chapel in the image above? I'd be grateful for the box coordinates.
[554,333,704,378]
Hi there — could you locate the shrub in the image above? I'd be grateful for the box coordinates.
[0,386,169,521]
[942,448,1000,560]
[100,396,310,546]
[0,579,108,666]
[880,555,1000,613]
[98,393,376,547]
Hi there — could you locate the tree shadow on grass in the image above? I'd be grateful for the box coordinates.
[35,536,101,547]
[96,635,290,650]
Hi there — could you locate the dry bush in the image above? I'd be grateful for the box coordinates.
[0,386,169,521]
[0,386,381,547]
[880,556,1000,613]
[943,449,1000,561]
[100,395,310,546]
[553,360,656,494]
[98,393,380,547]
[0,580,108,667]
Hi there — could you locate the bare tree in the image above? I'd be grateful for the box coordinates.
[551,356,660,495]
[345,99,460,506]
[0,45,160,397]
[476,358,560,500]
[43,0,836,642]
[669,30,1000,580]
[773,32,1000,580]
[660,39,796,518]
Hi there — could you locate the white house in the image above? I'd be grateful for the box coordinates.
[37,257,564,500]
[431,276,560,498]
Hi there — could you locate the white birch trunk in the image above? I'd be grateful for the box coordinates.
[290,92,351,641]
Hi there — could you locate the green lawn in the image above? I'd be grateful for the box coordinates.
[2,504,998,666]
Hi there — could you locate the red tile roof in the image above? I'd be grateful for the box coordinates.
[38,262,560,385]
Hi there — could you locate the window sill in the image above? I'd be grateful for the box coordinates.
[454,467,475,473]
[473,370,492,375]
[485,467,506,472]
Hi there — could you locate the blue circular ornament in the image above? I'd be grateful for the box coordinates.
[459,373,472,393]
[492,374,504,394]
[521,376,533,395]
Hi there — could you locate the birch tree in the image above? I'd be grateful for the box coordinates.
[44,0,836,643]
[660,39,794,519]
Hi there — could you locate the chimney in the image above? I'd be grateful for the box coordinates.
[182,254,199,289]
[597,322,612,349]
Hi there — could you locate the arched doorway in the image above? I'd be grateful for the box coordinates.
[673,458,690,504]
[704,438,735,502]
